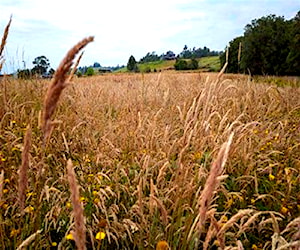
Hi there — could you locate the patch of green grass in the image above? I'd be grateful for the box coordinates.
[199,56,221,72]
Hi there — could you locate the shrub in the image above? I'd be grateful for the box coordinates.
[86,67,95,76]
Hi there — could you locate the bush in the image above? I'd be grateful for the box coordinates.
[86,67,95,76]
[76,70,82,77]
[174,59,199,70]
[174,59,188,70]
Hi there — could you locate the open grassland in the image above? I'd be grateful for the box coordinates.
[0,72,299,249]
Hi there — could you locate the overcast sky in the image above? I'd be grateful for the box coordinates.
[0,0,299,73]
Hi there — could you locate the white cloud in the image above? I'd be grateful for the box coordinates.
[0,0,299,73]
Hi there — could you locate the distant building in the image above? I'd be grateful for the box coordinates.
[162,51,176,60]
[98,67,112,73]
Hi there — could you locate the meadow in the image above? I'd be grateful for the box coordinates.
[0,65,299,249]
[0,19,299,249]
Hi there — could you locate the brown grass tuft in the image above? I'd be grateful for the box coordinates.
[67,159,86,250]
[18,125,32,212]
[42,36,94,143]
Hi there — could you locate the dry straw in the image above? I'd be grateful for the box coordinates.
[18,125,32,212]
[67,159,86,250]
[42,36,94,142]
[0,170,4,203]
[0,16,12,71]
[16,229,42,250]
[68,51,84,82]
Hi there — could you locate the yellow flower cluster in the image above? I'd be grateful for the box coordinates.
[95,231,106,240]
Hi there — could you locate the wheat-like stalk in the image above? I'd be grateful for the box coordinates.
[68,51,84,82]
[18,125,32,212]
[0,16,12,71]
[42,36,94,142]
[67,159,86,250]
[197,132,234,232]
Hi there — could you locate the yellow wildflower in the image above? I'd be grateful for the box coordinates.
[280,206,289,214]
[10,228,20,237]
[268,174,275,181]
[251,198,256,204]
[213,240,220,246]
[156,240,170,250]
[252,244,258,250]
[3,189,8,194]
[80,197,85,202]
[93,198,100,204]
[66,233,74,240]
[1,158,6,162]
[95,231,106,240]
[92,190,98,196]
[51,242,57,246]
[66,202,72,208]
[4,178,10,183]
[24,206,34,213]
[194,152,202,160]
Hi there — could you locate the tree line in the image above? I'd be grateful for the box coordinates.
[220,11,300,76]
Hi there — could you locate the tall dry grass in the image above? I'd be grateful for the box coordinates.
[0,70,299,249]
[0,19,299,249]
[0,16,12,72]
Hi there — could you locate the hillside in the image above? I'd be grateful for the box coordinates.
[117,56,220,73]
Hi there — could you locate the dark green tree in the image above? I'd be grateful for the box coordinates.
[286,11,300,75]
[49,68,55,76]
[241,15,290,75]
[17,69,31,79]
[32,56,50,75]
[93,62,101,67]
[220,36,243,73]
[127,55,138,72]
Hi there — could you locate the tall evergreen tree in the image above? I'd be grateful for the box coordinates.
[127,55,138,72]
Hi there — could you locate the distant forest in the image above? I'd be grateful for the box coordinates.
[139,46,220,63]
[220,11,300,76]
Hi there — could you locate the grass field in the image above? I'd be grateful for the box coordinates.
[0,69,299,249]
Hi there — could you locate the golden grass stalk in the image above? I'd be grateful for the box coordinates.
[67,159,86,250]
[16,229,42,250]
[197,132,234,232]
[217,209,253,249]
[42,36,94,142]
[68,51,84,82]
[0,16,12,71]
[18,125,32,212]
[0,170,4,202]
[217,46,229,79]
[276,241,300,250]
